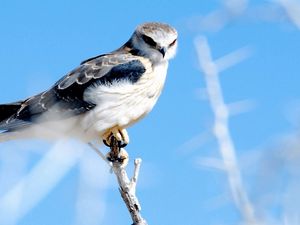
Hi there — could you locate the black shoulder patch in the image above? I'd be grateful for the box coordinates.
[101,60,146,84]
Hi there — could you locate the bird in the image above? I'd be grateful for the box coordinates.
[0,22,178,148]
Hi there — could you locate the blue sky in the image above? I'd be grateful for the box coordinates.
[1,0,300,225]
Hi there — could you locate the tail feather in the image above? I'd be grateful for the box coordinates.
[0,101,27,132]
[0,102,22,122]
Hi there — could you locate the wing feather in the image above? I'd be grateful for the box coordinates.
[0,52,148,131]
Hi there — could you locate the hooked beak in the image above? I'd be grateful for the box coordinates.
[159,47,167,57]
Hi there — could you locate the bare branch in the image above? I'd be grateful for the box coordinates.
[89,139,148,225]
[131,159,142,191]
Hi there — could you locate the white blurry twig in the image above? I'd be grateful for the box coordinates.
[0,140,84,225]
[75,149,109,225]
[214,46,252,72]
[186,0,248,32]
[194,36,258,225]
[88,142,111,164]
[186,0,300,33]
[223,0,248,14]
[276,0,300,29]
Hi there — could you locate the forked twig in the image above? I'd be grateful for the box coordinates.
[88,138,148,225]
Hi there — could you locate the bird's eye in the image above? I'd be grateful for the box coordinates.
[141,34,157,47]
[169,39,177,47]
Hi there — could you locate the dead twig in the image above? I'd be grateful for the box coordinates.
[88,138,148,225]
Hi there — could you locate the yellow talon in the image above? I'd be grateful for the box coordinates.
[102,127,130,147]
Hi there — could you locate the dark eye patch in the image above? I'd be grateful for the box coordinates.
[141,34,157,47]
[169,39,177,47]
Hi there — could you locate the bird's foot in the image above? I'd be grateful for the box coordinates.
[106,147,129,167]
[102,127,129,148]
[102,127,129,167]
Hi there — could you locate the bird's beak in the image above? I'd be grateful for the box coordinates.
[159,47,167,57]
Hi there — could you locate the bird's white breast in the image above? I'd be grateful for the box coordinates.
[81,60,168,138]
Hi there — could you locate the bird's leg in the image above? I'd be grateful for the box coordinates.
[103,132,129,167]
[102,127,129,148]
[102,127,130,166]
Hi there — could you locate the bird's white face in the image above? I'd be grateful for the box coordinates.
[131,22,178,63]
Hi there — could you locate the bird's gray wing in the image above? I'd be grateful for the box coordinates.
[0,53,148,131]
[57,53,147,89]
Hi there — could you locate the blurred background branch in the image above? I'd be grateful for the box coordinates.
[195,36,258,225]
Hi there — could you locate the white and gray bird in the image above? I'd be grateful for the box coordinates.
[0,22,178,146]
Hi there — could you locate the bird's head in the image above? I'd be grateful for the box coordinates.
[130,22,178,63]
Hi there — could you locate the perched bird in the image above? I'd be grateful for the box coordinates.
[0,22,178,147]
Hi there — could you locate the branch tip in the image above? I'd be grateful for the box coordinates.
[88,139,148,225]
